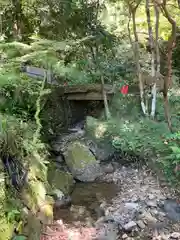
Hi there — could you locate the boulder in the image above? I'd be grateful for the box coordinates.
[65,140,102,182]
[85,116,115,162]
[85,116,107,139]
[47,165,75,195]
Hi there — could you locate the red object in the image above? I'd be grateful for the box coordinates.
[120,85,129,94]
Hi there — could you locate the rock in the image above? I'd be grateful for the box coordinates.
[170,232,180,239]
[160,233,169,240]
[55,155,64,163]
[158,211,166,217]
[95,206,105,218]
[146,200,157,207]
[54,195,72,208]
[85,116,115,161]
[148,194,155,200]
[136,220,146,229]
[102,163,114,174]
[151,209,158,215]
[95,216,106,226]
[131,196,139,202]
[163,199,180,222]
[110,207,137,227]
[124,202,139,210]
[22,213,42,240]
[139,211,157,224]
[51,189,64,199]
[123,221,137,231]
[96,222,118,240]
[65,140,102,182]
[47,165,74,194]
[122,234,128,239]
[85,116,99,134]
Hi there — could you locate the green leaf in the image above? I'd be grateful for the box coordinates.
[13,236,27,240]
[170,146,180,153]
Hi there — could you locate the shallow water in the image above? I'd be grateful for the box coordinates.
[53,182,119,226]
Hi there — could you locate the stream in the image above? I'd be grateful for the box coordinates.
[42,120,180,240]
[54,182,119,224]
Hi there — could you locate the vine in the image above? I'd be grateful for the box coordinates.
[33,70,51,144]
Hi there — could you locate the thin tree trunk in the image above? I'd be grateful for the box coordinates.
[153,3,160,116]
[154,4,160,74]
[131,10,148,115]
[159,0,176,132]
[101,76,111,119]
[146,0,156,117]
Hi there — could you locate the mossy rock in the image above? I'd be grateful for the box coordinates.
[22,214,42,240]
[85,116,108,141]
[65,140,102,182]
[85,116,99,136]
[47,165,74,195]
[66,141,96,169]
[21,180,48,213]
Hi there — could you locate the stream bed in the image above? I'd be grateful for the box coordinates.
[42,121,180,240]
[43,164,180,240]
[54,182,119,224]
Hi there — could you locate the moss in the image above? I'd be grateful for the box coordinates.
[66,141,96,170]
[47,165,74,194]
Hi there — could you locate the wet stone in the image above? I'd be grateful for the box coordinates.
[123,221,137,231]
[124,202,139,210]
[122,233,128,239]
[170,232,180,239]
[136,220,146,229]
[146,200,157,207]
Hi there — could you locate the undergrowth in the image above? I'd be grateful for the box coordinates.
[90,92,180,185]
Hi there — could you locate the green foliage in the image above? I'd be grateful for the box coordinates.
[0,0,180,233]
[7,209,20,223]
[159,131,180,183]
[12,236,26,240]
[173,35,180,79]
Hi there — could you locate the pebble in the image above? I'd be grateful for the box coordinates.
[124,202,139,210]
[160,233,169,240]
[170,232,180,239]
[55,155,64,163]
[131,196,139,202]
[136,220,146,229]
[123,221,137,231]
[148,194,155,200]
[102,163,114,174]
[151,209,158,215]
[122,233,128,239]
[158,212,166,217]
[140,211,157,224]
[146,200,157,207]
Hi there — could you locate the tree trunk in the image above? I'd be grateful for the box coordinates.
[146,0,156,118]
[153,3,160,117]
[101,76,111,120]
[12,0,23,40]
[131,9,148,116]
[159,0,176,132]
